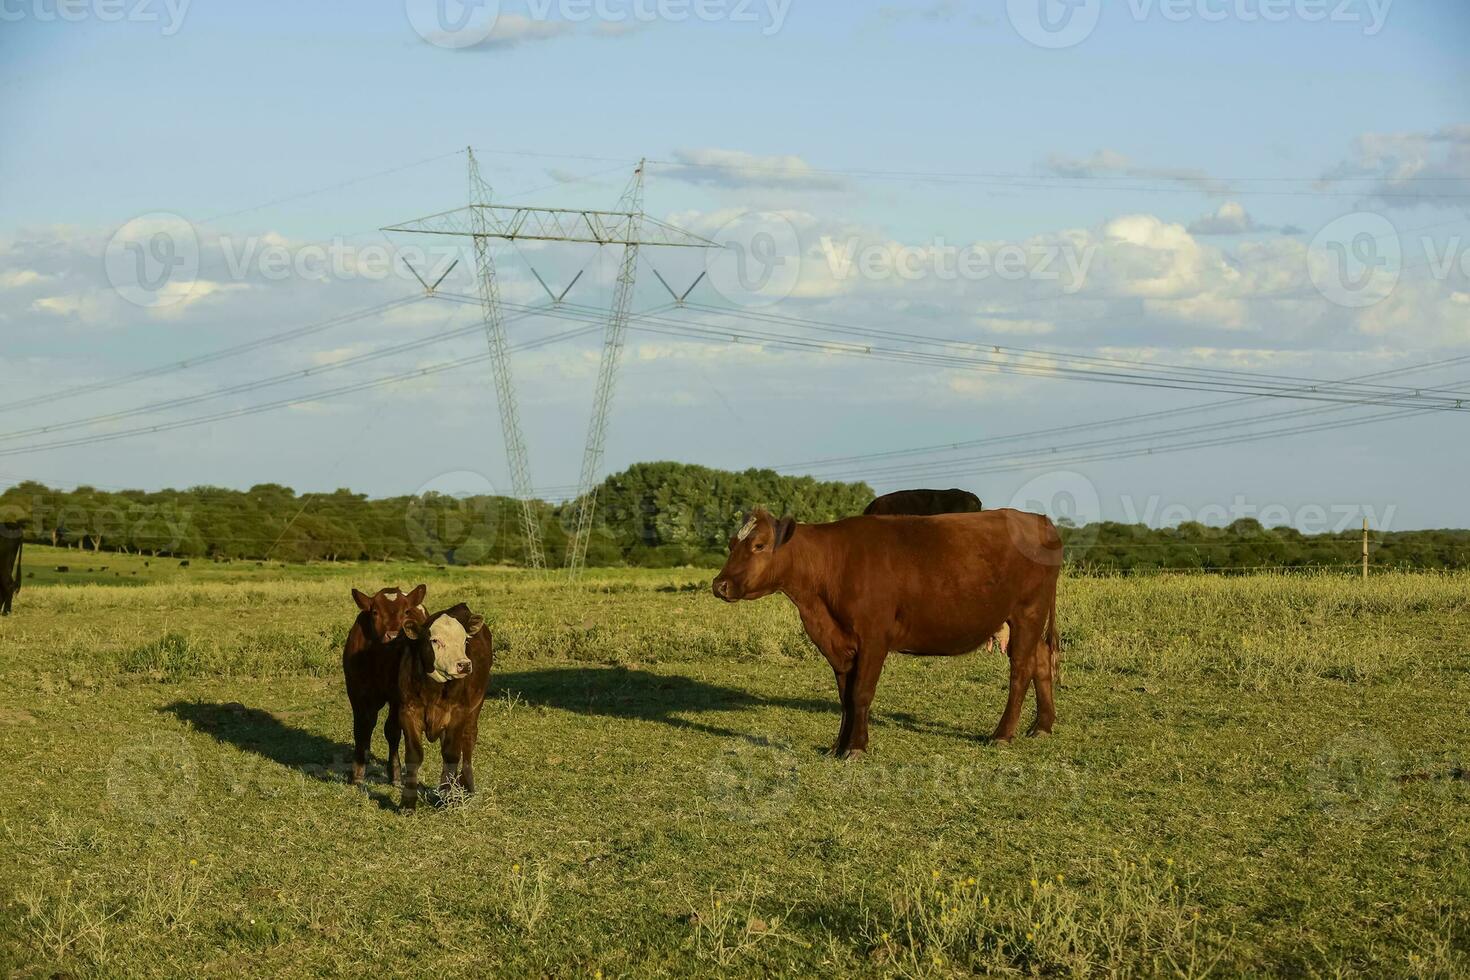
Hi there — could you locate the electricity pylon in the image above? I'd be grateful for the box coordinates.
[382,149,717,574]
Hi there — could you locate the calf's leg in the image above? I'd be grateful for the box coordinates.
[438,733,462,794]
[349,696,379,785]
[400,716,425,809]
[458,716,480,794]
[383,705,402,784]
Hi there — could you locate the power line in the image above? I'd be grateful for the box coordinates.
[0,294,426,414]
[0,323,600,459]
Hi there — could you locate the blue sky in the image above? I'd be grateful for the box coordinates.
[1,0,1467,531]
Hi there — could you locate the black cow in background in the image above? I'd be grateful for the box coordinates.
[1,522,22,615]
[864,488,982,516]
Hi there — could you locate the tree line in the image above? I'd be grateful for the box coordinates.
[2,462,1466,571]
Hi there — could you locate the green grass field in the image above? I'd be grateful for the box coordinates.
[1,545,1467,977]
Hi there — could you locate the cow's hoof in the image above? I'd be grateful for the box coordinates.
[842,749,867,762]
[1027,727,1053,738]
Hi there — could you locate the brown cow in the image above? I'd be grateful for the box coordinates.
[864,488,982,516]
[863,489,1008,657]
[713,508,1061,756]
[343,584,427,784]
[396,602,492,809]
[0,522,21,615]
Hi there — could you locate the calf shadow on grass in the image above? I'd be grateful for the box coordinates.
[160,700,398,810]
[493,666,989,749]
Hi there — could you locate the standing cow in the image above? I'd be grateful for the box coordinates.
[343,584,426,784]
[0,522,22,616]
[396,602,492,809]
[713,508,1061,756]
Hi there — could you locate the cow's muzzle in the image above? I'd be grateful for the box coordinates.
[712,578,737,602]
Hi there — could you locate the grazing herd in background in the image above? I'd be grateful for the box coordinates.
[3,491,1063,806]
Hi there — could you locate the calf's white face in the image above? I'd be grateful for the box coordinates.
[403,612,482,683]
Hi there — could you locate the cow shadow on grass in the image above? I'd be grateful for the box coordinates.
[492,666,990,749]
[160,700,399,811]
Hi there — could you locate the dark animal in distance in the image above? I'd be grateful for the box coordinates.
[713,508,1061,756]
[863,488,982,516]
[342,584,427,785]
[0,522,22,615]
[396,602,492,809]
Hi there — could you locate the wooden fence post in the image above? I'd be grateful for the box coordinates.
[1362,518,1369,582]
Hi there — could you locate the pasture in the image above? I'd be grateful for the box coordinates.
[1,549,1466,977]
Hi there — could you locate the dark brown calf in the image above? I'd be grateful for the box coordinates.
[396,603,492,809]
[713,508,1061,756]
[342,584,426,784]
[864,488,982,516]
[0,522,21,615]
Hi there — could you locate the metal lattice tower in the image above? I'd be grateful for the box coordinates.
[383,150,716,574]
[466,148,545,568]
[564,162,644,578]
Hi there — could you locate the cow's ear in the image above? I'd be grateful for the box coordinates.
[401,619,421,640]
[352,589,372,612]
[464,614,485,637]
[405,583,427,606]
[773,516,796,549]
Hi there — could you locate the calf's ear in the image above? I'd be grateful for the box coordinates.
[352,588,372,612]
[401,619,421,640]
[406,584,427,606]
[464,613,485,637]
[774,516,796,548]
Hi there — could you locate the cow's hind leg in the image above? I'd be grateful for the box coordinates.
[992,616,1039,743]
[1028,628,1056,737]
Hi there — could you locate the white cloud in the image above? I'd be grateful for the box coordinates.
[1322,125,1470,209]
[1188,201,1262,236]
[660,148,846,190]
[1042,149,1231,196]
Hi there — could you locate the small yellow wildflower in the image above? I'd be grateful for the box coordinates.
[189,859,198,866]
[966,876,976,886]
[931,869,940,880]
[1056,873,1064,884]
[1166,857,1174,867]
[512,863,520,873]
[1030,877,1039,890]
[1026,931,1034,941]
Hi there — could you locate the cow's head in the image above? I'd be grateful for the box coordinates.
[351,584,426,643]
[712,508,796,602]
[402,608,484,683]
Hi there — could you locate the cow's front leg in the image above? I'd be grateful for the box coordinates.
[438,729,462,796]
[845,640,890,758]
[831,664,854,756]
[400,715,425,809]
[349,696,378,786]
[383,704,402,785]
[795,600,857,756]
[458,717,479,794]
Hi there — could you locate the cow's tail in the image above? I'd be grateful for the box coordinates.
[1045,591,1061,686]
[13,536,20,593]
